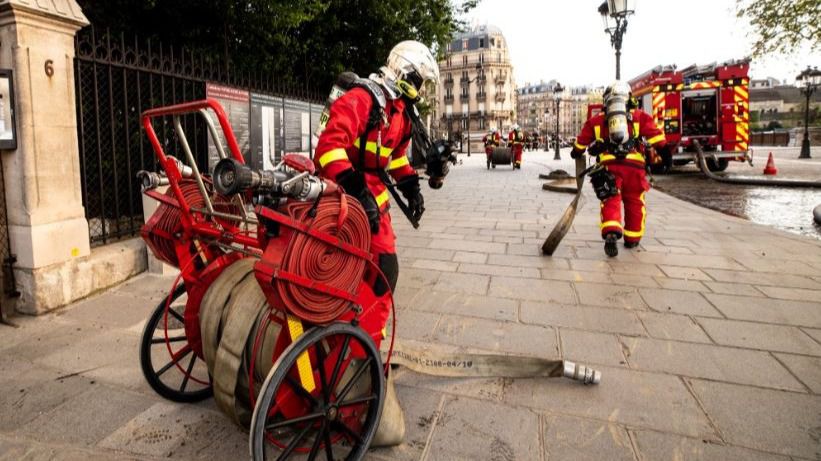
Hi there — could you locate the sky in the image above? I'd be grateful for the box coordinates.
[465,0,820,88]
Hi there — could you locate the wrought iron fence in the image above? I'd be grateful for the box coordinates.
[75,26,323,246]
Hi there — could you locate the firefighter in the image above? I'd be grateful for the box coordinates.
[314,40,445,447]
[483,128,501,168]
[508,124,525,168]
[571,81,669,257]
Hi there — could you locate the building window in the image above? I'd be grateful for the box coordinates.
[479,54,484,64]
[462,39,468,49]
[463,55,468,66]
[447,56,451,67]
[497,53,501,63]
[479,118,486,130]
[479,38,485,48]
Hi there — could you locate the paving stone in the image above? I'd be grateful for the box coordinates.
[733,256,821,276]
[654,278,709,292]
[755,285,821,302]
[457,263,541,278]
[704,293,821,328]
[574,283,647,310]
[424,396,541,461]
[773,353,821,394]
[409,290,518,322]
[520,301,645,336]
[33,330,139,374]
[397,247,455,262]
[703,281,764,297]
[502,366,716,439]
[434,315,559,357]
[637,312,712,343]
[486,254,570,269]
[632,430,790,461]
[543,414,635,461]
[397,267,441,289]
[368,385,445,461]
[570,259,613,273]
[621,337,804,391]
[488,276,576,304]
[433,272,489,296]
[57,292,159,330]
[0,372,93,432]
[560,329,627,367]
[703,269,821,289]
[410,259,459,272]
[689,379,821,459]
[696,317,821,355]
[428,238,507,254]
[608,261,664,277]
[395,310,440,342]
[540,268,611,283]
[658,266,712,281]
[452,251,487,264]
[639,288,722,317]
[633,252,746,270]
[608,273,659,288]
[18,384,152,447]
[803,327,821,343]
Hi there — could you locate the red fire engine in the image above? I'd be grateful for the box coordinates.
[629,58,753,172]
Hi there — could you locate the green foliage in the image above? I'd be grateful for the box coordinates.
[736,0,820,57]
[77,0,477,92]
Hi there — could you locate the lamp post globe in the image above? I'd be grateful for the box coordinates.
[797,66,821,159]
[599,0,635,79]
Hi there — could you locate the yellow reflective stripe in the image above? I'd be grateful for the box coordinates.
[353,138,393,158]
[633,122,640,137]
[625,153,645,162]
[624,192,647,238]
[594,125,602,142]
[286,314,316,393]
[574,142,587,151]
[375,189,389,207]
[318,148,348,167]
[647,134,665,145]
[600,220,623,230]
[388,156,410,170]
[599,154,616,162]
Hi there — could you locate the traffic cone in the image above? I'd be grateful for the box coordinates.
[763,152,778,175]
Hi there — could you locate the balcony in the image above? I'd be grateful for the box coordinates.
[495,93,507,102]
[444,94,454,103]
[460,93,470,102]
[494,72,507,84]
[444,76,454,86]
[476,92,488,101]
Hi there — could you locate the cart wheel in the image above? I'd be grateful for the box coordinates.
[250,322,385,461]
[140,284,213,402]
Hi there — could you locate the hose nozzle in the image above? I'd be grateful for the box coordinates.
[563,361,601,385]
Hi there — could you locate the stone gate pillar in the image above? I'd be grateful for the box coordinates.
[0,0,91,314]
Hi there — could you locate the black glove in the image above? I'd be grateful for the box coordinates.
[396,175,424,222]
[336,168,380,234]
[590,166,619,201]
[570,148,583,160]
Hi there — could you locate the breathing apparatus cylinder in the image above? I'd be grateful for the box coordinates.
[604,81,632,146]
[313,72,359,147]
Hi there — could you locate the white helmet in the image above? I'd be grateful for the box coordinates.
[374,40,440,100]
[512,124,520,131]
[603,80,631,106]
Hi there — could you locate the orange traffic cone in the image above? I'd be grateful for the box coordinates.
[763,152,778,175]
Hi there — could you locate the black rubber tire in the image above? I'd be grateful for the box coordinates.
[249,323,385,461]
[140,284,213,403]
[706,158,729,172]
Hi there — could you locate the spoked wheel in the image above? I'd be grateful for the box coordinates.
[250,322,385,461]
[140,284,213,402]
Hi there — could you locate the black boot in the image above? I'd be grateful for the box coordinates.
[604,233,619,257]
[624,241,639,249]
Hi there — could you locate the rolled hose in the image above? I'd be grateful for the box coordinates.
[693,140,821,188]
[276,196,372,324]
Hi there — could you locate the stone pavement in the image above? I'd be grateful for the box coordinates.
[2,149,821,460]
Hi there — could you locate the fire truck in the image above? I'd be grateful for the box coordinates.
[629,58,752,172]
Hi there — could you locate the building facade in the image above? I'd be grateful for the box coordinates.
[436,24,516,152]
[519,83,603,143]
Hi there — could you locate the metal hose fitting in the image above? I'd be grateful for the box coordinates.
[563,361,601,385]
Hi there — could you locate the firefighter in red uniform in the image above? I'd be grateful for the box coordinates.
[571,81,669,257]
[314,40,450,446]
[508,124,525,169]
[482,128,501,168]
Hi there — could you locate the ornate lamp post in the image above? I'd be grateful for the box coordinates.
[553,83,564,160]
[598,0,635,79]
[797,66,821,159]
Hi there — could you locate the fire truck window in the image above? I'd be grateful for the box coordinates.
[682,91,717,136]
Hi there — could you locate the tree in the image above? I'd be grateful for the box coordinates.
[736,0,820,57]
[76,0,478,93]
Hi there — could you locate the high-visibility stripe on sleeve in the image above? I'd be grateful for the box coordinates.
[647,134,665,145]
[600,220,623,230]
[574,142,587,151]
[388,156,410,170]
[625,153,645,162]
[375,189,390,207]
[594,125,603,141]
[317,148,349,167]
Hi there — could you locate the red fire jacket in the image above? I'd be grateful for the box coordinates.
[314,87,417,211]
[572,109,666,167]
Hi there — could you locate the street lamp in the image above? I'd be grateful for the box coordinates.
[599,0,635,79]
[464,62,484,157]
[797,66,821,159]
[553,83,564,160]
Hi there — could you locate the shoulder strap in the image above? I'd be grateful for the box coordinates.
[350,78,387,170]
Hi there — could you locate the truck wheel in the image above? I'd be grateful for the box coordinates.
[706,158,729,172]
[649,164,670,175]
